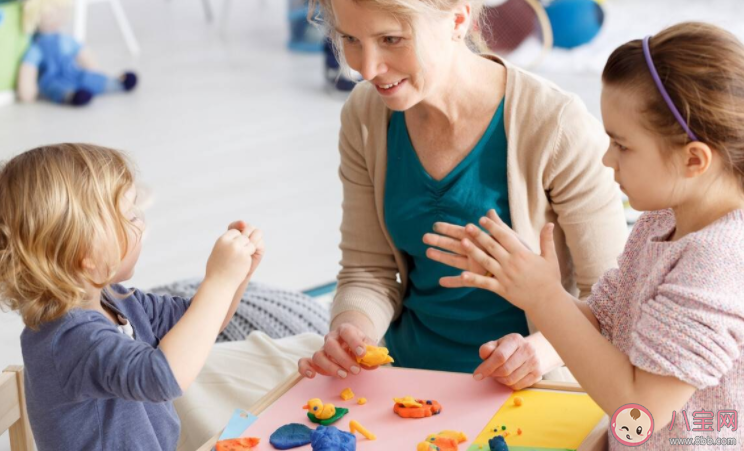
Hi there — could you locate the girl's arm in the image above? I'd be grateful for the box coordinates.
[442,213,695,427]
[530,290,695,428]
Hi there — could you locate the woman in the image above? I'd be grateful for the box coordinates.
[298,0,628,388]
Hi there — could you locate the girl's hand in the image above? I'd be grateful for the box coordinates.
[438,210,563,313]
[423,222,488,276]
[205,225,256,289]
[227,221,264,281]
[298,323,378,379]
[474,334,543,390]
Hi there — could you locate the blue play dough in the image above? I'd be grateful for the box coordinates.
[269,423,314,450]
[311,426,356,451]
[489,435,509,451]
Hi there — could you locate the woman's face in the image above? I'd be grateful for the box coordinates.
[331,0,464,111]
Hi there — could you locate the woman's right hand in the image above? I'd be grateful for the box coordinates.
[299,322,378,379]
[204,227,256,290]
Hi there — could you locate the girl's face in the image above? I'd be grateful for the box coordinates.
[600,85,683,211]
[331,0,462,111]
[112,185,144,283]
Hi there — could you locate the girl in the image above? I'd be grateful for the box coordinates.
[428,22,744,448]
[0,143,264,451]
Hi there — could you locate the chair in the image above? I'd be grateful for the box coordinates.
[73,0,140,56]
[0,366,34,451]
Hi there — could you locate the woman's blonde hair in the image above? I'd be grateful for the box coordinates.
[603,22,744,188]
[0,143,137,329]
[308,0,488,75]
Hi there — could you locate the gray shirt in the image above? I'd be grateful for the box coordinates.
[21,285,190,451]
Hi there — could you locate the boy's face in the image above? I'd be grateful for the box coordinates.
[600,85,683,212]
[112,185,144,283]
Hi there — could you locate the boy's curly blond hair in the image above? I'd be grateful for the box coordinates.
[0,143,136,329]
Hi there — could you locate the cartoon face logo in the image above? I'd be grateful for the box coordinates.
[610,403,654,446]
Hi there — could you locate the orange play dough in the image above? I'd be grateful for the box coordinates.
[393,399,442,418]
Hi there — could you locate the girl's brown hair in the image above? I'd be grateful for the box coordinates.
[603,22,744,186]
[0,144,137,329]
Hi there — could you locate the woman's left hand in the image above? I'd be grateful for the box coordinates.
[474,334,543,390]
[433,210,563,313]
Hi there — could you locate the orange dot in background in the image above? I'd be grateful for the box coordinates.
[357,398,367,405]
[513,396,523,406]
[517,428,523,435]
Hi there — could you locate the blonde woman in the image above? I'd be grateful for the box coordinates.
[298,0,627,387]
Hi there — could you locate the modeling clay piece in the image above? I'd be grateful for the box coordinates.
[357,398,367,405]
[488,435,509,451]
[349,420,376,440]
[341,388,355,401]
[311,426,356,451]
[269,423,313,450]
[304,398,349,425]
[417,430,467,451]
[215,437,260,451]
[393,398,442,418]
[513,397,523,407]
[517,428,522,436]
[356,345,394,367]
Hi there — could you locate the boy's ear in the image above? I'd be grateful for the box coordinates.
[681,141,713,178]
[81,256,96,271]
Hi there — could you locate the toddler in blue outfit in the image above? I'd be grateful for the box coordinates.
[0,143,264,450]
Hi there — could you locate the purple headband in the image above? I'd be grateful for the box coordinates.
[642,36,698,142]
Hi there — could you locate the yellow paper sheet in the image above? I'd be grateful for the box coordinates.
[469,390,605,451]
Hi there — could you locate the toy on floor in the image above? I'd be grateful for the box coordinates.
[340,388,354,401]
[303,398,349,425]
[488,435,509,451]
[269,423,314,450]
[545,0,605,49]
[17,0,138,106]
[349,420,376,441]
[215,437,260,451]
[356,344,394,366]
[310,426,356,451]
[393,397,442,418]
[417,430,467,451]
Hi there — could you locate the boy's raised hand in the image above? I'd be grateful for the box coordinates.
[205,222,258,289]
[227,220,264,281]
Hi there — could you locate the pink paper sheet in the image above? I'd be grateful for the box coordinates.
[241,367,512,450]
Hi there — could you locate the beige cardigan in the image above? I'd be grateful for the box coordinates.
[331,56,627,345]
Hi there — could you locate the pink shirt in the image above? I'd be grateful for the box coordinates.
[588,209,744,449]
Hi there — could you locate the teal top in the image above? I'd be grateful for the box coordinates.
[383,99,530,373]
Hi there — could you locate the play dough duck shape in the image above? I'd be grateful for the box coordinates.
[356,345,394,366]
[304,398,349,425]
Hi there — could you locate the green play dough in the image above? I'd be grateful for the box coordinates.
[307,407,349,426]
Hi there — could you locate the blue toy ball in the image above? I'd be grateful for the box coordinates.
[546,0,605,49]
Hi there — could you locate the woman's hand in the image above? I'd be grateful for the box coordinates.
[474,334,544,390]
[435,210,563,313]
[298,322,379,379]
[423,222,489,276]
